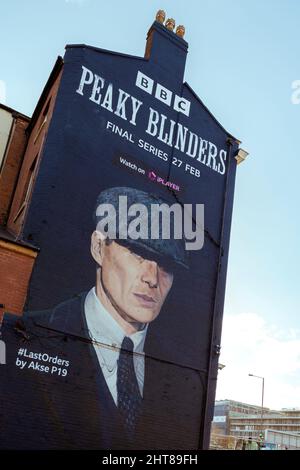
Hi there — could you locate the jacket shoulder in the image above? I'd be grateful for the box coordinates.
[31,292,88,339]
[1,292,88,340]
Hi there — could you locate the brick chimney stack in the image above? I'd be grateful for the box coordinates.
[144,10,188,81]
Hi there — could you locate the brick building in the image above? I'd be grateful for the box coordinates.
[0,11,248,450]
[0,58,63,318]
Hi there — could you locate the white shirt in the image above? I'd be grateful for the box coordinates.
[84,287,148,405]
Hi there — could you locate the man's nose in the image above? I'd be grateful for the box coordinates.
[141,260,158,288]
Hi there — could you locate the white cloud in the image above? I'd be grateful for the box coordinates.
[216,312,300,410]
[0,80,6,104]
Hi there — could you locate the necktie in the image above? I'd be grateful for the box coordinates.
[117,336,142,437]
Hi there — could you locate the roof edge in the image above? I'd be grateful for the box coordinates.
[64,46,241,145]
[27,56,64,134]
[65,43,146,62]
[0,228,40,252]
[184,82,241,145]
[0,103,30,121]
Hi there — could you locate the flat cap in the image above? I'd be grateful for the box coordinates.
[94,186,189,271]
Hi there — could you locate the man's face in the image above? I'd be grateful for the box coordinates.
[92,232,174,328]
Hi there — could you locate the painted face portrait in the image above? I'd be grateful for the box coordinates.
[91,232,174,331]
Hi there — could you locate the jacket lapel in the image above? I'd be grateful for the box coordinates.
[28,292,130,449]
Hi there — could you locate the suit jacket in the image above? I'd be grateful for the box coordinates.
[0,293,203,450]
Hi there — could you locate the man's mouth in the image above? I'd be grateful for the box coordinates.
[133,293,157,304]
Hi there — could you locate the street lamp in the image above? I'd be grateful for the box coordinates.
[249,373,265,442]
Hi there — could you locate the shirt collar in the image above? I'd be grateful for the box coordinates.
[84,287,148,355]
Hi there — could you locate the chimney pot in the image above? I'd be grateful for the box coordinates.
[156,10,166,24]
[165,18,176,31]
[176,25,185,38]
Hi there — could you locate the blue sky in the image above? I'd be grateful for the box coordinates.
[1,0,300,409]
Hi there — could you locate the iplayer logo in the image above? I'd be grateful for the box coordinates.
[148,170,180,192]
[148,170,157,181]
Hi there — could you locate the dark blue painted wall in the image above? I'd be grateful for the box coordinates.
[20,23,238,448]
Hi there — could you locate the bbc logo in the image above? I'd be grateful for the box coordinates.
[136,71,191,117]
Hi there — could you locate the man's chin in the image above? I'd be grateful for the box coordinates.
[127,308,158,325]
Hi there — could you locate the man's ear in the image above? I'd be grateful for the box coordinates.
[91,230,106,265]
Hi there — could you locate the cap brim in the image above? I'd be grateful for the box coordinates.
[115,238,190,272]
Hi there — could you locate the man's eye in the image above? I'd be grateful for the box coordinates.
[159,265,173,277]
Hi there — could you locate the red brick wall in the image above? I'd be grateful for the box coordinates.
[0,240,37,319]
[0,116,29,226]
[7,70,62,237]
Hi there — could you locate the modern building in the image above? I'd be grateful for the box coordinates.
[230,409,300,439]
[211,400,300,449]
[264,429,300,450]
[212,399,270,436]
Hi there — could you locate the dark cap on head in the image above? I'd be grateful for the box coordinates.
[94,186,189,271]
